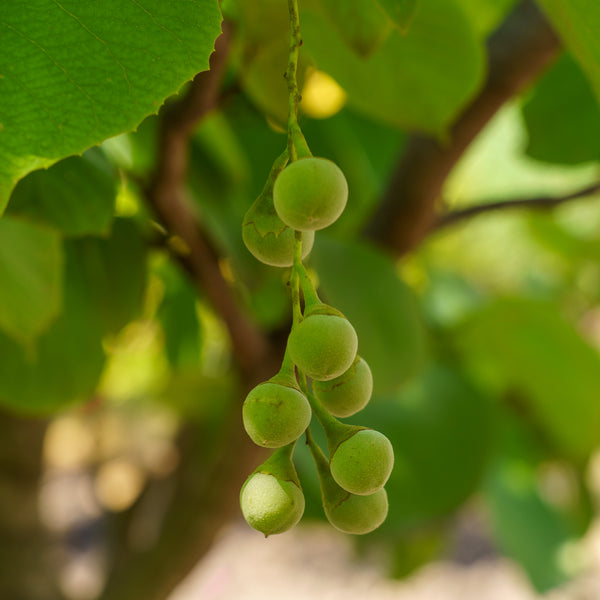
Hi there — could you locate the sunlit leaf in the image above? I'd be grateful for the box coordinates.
[522,53,600,165]
[6,149,116,236]
[536,0,600,105]
[375,0,420,33]
[0,0,222,208]
[456,298,600,459]
[301,0,484,134]
[320,0,393,57]
[0,216,62,343]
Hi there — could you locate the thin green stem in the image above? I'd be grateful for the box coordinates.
[291,230,303,325]
[307,390,338,431]
[286,0,301,161]
[286,0,311,161]
[305,427,327,469]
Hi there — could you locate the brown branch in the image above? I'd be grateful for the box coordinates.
[433,180,600,230]
[145,23,270,378]
[100,24,280,600]
[365,0,561,255]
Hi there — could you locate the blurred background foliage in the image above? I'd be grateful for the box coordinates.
[2,0,600,599]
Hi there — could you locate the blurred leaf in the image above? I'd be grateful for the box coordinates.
[454,0,517,38]
[456,298,600,459]
[0,0,222,208]
[485,460,572,591]
[241,37,309,126]
[158,370,238,432]
[483,414,577,592]
[7,149,116,236]
[522,53,600,165]
[0,216,62,343]
[350,365,494,530]
[375,0,420,33]
[0,239,106,414]
[74,218,147,336]
[230,0,308,125]
[312,236,427,393]
[320,0,393,57]
[156,262,202,369]
[536,0,600,105]
[301,0,484,134]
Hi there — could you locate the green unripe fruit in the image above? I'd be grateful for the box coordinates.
[288,310,358,381]
[325,488,388,535]
[313,356,373,417]
[307,430,389,535]
[242,201,315,267]
[273,157,348,231]
[330,429,394,495]
[240,473,305,536]
[243,381,311,448]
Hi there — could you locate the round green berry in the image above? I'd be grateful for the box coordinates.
[288,313,358,381]
[243,382,311,448]
[325,488,388,535]
[330,429,394,495]
[273,157,348,231]
[242,205,315,267]
[240,473,305,536]
[313,356,373,417]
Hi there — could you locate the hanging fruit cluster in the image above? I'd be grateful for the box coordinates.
[238,0,393,538]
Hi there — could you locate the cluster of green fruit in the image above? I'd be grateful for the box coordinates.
[239,152,394,536]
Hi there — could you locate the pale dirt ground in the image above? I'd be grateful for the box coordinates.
[168,519,600,600]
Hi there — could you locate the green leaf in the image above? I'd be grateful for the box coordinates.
[6,149,116,236]
[156,261,202,369]
[75,218,148,336]
[0,0,222,209]
[0,216,62,343]
[536,0,600,105]
[311,236,427,393]
[454,0,518,38]
[375,0,420,33]
[301,0,484,134]
[320,0,393,57]
[522,53,600,165]
[456,298,600,459]
[483,415,576,592]
[485,460,572,591]
[0,239,105,414]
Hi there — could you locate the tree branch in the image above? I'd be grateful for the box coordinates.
[365,0,561,255]
[432,180,600,230]
[145,24,270,378]
[100,25,279,600]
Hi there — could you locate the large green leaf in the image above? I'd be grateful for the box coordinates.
[74,218,148,336]
[483,414,581,592]
[456,298,600,459]
[0,239,105,414]
[301,0,484,134]
[311,236,427,393]
[0,216,62,343]
[320,0,393,57]
[536,0,600,105]
[522,53,600,165]
[375,0,420,33]
[156,260,202,369]
[0,0,222,209]
[0,218,147,414]
[6,149,116,236]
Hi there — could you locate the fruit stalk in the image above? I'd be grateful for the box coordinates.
[285,0,310,161]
